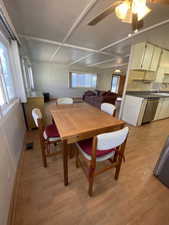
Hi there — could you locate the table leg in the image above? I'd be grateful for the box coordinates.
[63,141,68,186]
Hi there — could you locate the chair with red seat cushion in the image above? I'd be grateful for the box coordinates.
[32,108,61,168]
[75,127,129,196]
[43,124,60,141]
[77,138,116,161]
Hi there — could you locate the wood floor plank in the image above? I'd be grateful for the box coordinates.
[13,117,169,225]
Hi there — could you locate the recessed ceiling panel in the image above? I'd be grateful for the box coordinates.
[3,0,91,42]
[53,46,92,65]
[74,53,113,66]
[21,38,58,62]
[105,42,131,56]
[96,56,129,69]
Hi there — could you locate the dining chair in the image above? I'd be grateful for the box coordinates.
[75,127,129,196]
[32,108,61,168]
[101,103,116,116]
[56,97,74,157]
[57,97,73,104]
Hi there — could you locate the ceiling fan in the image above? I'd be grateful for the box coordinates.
[88,0,169,31]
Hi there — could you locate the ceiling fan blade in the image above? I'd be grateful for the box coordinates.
[148,0,169,4]
[132,13,144,31]
[88,1,122,26]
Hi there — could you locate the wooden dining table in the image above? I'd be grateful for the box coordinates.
[50,103,125,186]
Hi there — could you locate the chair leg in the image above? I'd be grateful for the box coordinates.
[75,148,79,168]
[88,167,95,197]
[41,144,47,168]
[115,159,122,180]
[69,144,75,159]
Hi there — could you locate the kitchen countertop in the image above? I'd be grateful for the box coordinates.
[126,91,169,99]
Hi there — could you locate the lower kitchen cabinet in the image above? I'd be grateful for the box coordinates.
[154,98,169,120]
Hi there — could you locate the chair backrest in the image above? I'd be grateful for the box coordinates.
[97,127,129,151]
[101,103,116,116]
[57,97,73,104]
[32,108,43,127]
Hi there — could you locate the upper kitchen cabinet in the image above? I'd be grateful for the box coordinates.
[159,50,169,68]
[131,42,146,70]
[129,70,145,80]
[131,42,161,72]
[155,50,169,83]
[156,67,165,83]
[149,46,161,71]
[141,43,154,70]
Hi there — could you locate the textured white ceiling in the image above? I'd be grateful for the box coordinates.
[3,0,169,68]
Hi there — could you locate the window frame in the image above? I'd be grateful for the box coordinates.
[0,30,16,112]
[111,75,120,93]
[69,71,97,89]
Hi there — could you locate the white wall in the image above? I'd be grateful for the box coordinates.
[97,69,113,91]
[0,100,26,225]
[32,61,99,98]
[97,66,128,91]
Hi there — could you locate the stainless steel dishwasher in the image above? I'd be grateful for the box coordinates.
[142,98,159,124]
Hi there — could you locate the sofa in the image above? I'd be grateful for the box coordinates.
[82,90,118,108]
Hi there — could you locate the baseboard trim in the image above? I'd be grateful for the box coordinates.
[7,134,26,225]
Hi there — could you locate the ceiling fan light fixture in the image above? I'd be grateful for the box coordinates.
[137,5,151,21]
[115,1,130,20]
[121,9,133,23]
[132,0,152,21]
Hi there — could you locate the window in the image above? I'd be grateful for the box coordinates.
[0,41,15,106]
[69,72,97,88]
[111,75,120,93]
[21,58,34,92]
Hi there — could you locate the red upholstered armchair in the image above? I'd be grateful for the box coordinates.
[83,90,118,108]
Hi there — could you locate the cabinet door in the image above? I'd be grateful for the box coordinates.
[130,42,146,70]
[129,70,145,80]
[158,99,166,120]
[156,67,165,83]
[154,98,163,120]
[163,99,169,118]
[149,47,161,71]
[144,71,155,81]
[142,43,154,70]
[160,50,169,68]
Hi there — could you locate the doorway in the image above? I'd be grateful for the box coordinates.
[111,74,126,97]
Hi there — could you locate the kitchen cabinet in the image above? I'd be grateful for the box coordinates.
[154,98,169,120]
[154,98,164,120]
[149,46,161,71]
[131,42,161,71]
[129,70,145,80]
[162,98,169,118]
[131,42,146,70]
[141,43,154,70]
[155,67,165,83]
[144,71,156,81]
[163,74,169,83]
[160,50,169,68]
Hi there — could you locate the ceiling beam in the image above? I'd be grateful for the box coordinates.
[68,53,94,66]
[49,0,99,61]
[70,18,169,66]
[100,18,169,52]
[20,34,98,52]
[88,55,129,67]
[20,34,117,57]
